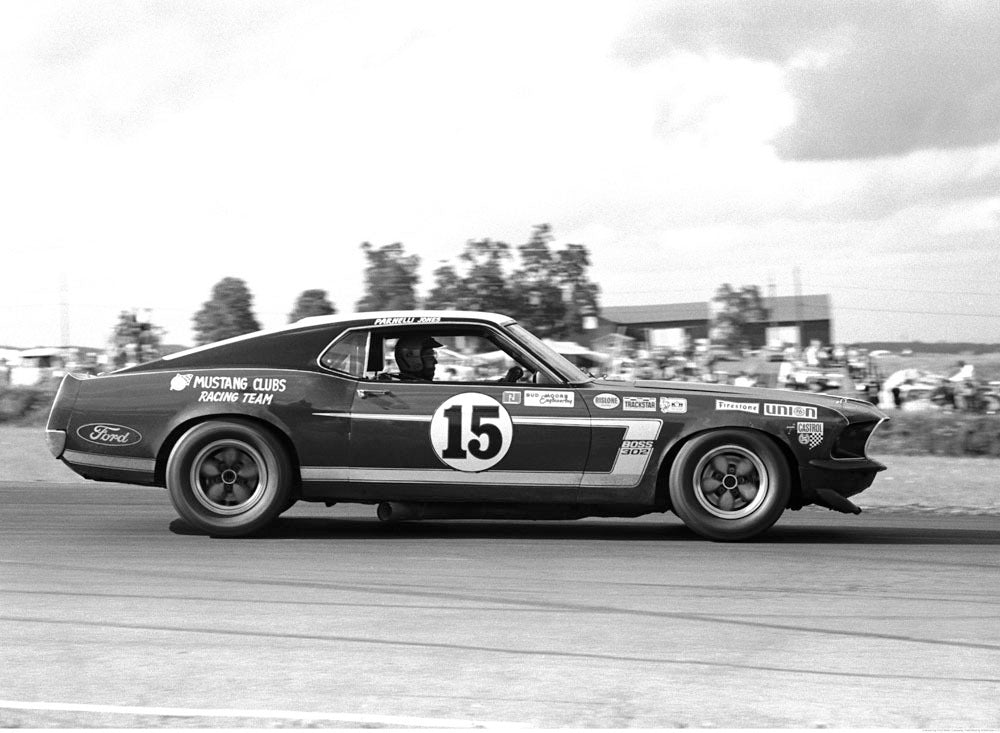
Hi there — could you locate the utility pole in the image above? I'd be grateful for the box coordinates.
[793,267,803,349]
[767,275,777,348]
[59,272,70,347]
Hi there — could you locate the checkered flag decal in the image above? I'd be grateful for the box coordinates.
[797,422,824,449]
[799,432,823,449]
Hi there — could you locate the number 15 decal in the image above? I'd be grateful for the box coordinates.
[430,393,513,472]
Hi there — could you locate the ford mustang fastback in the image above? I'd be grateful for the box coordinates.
[46,311,887,541]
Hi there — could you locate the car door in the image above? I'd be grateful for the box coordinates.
[347,375,593,504]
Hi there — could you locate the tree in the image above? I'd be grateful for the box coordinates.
[288,289,336,322]
[111,309,163,366]
[423,263,469,310]
[711,284,768,350]
[510,225,601,338]
[553,242,601,335]
[422,225,601,338]
[356,242,420,311]
[512,224,567,338]
[192,277,261,346]
[456,238,518,314]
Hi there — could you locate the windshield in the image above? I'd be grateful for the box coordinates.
[505,323,591,384]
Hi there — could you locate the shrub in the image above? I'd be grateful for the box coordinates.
[0,387,54,426]
[870,411,1000,458]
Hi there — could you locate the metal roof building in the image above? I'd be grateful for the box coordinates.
[597,294,832,349]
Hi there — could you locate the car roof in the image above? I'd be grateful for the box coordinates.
[294,310,515,328]
[161,310,515,363]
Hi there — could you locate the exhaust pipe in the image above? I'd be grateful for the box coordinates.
[376,502,600,522]
[377,502,421,521]
[814,489,862,515]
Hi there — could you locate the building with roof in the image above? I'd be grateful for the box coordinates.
[596,294,832,350]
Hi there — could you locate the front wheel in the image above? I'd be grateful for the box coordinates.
[668,429,790,541]
[166,420,293,536]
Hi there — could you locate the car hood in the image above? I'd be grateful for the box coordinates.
[592,378,886,419]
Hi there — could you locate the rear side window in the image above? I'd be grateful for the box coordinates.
[319,330,368,377]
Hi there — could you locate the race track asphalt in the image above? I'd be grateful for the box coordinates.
[1,482,998,728]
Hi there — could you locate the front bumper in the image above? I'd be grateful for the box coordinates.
[799,456,887,507]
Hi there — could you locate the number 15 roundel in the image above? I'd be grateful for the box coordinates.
[430,392,513,472]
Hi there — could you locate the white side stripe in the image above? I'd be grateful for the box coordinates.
[0,699,520,729]
[303,467,582,485]
[302,417,662,488]
[62,451,156,473]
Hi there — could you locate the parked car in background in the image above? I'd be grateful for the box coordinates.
[10,348,66,387]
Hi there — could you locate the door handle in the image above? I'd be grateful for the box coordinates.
[357,388,391,398]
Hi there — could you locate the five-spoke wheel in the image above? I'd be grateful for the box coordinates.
[669,429,790,541]
[166,420,293,536]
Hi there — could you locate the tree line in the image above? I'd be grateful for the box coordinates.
[112,224,603,357]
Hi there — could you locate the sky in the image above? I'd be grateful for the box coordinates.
[2,0,999,349]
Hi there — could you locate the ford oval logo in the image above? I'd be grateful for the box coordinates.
[76,423,142,447]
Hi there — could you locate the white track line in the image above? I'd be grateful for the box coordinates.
[0,700,523,729]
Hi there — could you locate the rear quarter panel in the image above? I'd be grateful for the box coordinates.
[62,367,356,485]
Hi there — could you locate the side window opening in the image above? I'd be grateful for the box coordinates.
[319,330,369,378]
[368,328,553,384]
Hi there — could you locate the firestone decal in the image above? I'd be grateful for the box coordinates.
[524,390,575,408]
[593,394,621,410]
[715,399,759,414]
[765,403,818,420]
[797,421,824,449]
[77,423,142,447]
[660,397,688,414]
[430,392,513,472]
[622,396,655,412]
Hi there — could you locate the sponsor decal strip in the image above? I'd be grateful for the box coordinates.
[593,393,620,409]
[765,403,818,419]
[62,450,156,474]
[715,399,759,414]
[523,389,575,408]
[315,413,661,433]
[796,421,825,449]
[622,396,656,412]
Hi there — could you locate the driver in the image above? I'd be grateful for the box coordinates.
[394,335,442,381]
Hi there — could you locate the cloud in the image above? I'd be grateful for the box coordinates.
[18,0,303,138]
[619,0,1000,160]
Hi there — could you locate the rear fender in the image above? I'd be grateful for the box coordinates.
[154,410,301,490]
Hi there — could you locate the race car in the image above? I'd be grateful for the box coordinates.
[45,311,888,541]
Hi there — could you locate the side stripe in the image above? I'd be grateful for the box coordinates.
[63,450,156,474]
[303,416,662,488]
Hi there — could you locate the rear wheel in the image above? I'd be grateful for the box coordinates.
[669,429,790,541]
[166,420,292,536]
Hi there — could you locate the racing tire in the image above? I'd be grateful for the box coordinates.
[668,429,790,542]
[166,419,293,537]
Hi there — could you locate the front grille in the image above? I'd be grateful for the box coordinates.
[831,419,882,459]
